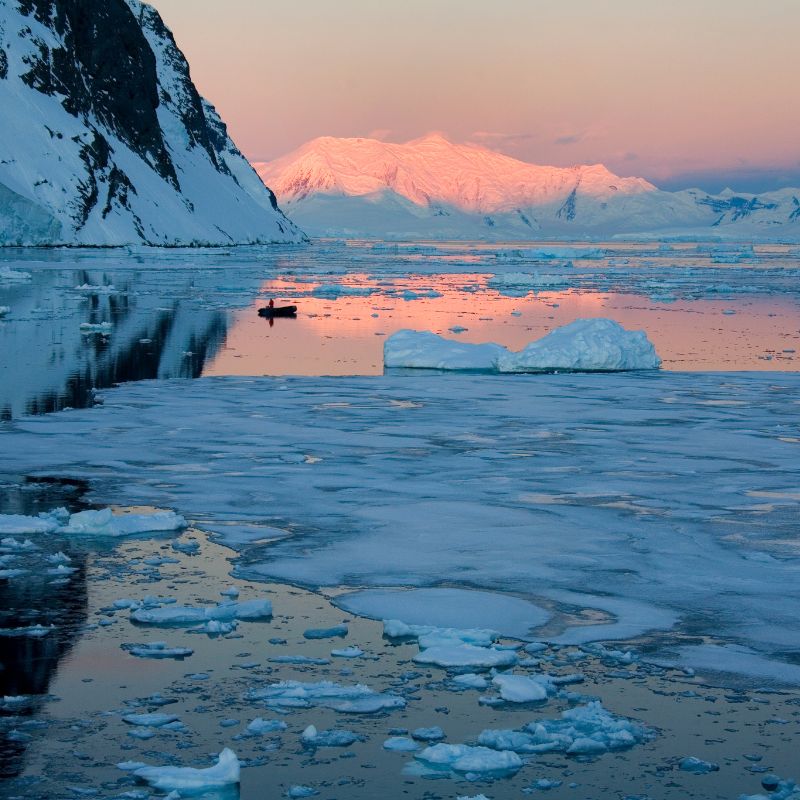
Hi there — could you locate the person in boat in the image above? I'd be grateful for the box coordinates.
[268,298,274,309]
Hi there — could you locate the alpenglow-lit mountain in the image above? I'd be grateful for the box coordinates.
[0,0,304,246]
[255,135,800,240]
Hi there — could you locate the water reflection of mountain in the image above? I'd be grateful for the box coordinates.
[0,263,238,418]
[0,480,89,779]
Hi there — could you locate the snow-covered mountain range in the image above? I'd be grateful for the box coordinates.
[0,0,304,246]
[256,135,800,240]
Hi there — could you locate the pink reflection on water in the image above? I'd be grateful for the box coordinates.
[203,274,800,376]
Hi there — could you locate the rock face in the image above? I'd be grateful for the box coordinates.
[0,0,305,245]
[255,135,800,240]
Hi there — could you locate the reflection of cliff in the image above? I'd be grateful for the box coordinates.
[0,264,236,417]
[0,480,89,778]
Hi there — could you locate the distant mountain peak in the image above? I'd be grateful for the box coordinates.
[253,135,800,240]
[256,135,656,216]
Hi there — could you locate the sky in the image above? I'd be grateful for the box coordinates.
[149,0,800,192]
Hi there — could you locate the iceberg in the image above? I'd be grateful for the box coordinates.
[384,329,506,371]
[496,318,661,372]
[384,319,661,373]
[132,748,240,793]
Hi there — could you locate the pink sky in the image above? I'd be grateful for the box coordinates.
[149,0,800,190]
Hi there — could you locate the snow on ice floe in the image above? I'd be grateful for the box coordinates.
[336,587,549,639]
[131,598,272,626]
[384,318,660,372]
[478,701,655,756]
[131,748,240,792]
[245,681,405,714]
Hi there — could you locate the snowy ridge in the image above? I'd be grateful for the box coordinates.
[255,135,800,239]
[0,0,304,246]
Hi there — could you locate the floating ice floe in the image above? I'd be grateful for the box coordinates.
[0,266,32,284]
[478,701,655,756]
[339,587,549,637]
[62,508,187,537]
[0,515,59,535]
[246,718,287,735]
[384,318,660,372]
[0,306,10,317]
[301,725,361,747]
[383,736,419,751]
[245,680,405,714]
[132,748,240,793]
[303,624,348,639]
[411,726,445,742]
[491,673,554,703]
[287,787,318,798]
[679,756,720,774]
[122,642,193,660]
[131,598,272,626]
[382,621,498,649]
[331,646,364,658]
[79,321,114,334]
[122,712,180,728]
[414,643,517,670]
[408,742,523,779]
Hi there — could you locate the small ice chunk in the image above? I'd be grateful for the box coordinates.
[303,625,348,639]
[383,736,419,752]
[492,673,551,703]
[451,673,488,690]
[301,724,360,748]
[246,718,287,735]
[331,646,363,658]
[411,726,445,742]
[122,713,179,728]
[287,787,318,798]
[132,748,240,792]
[122,642,193,660]
[679,756,720,774]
